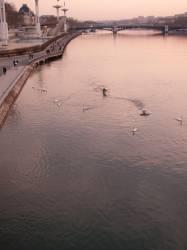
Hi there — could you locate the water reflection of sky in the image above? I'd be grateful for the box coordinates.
[0,31,187,250]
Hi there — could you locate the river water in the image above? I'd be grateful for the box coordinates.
[0,31,187,250]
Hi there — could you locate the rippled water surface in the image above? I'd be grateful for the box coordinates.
[0,31,187,250]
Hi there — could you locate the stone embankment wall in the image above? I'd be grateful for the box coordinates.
[0,32,81,127]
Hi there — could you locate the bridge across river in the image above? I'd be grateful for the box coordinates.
[74,24,187,35]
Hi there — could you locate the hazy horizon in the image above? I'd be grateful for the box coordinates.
[11,0,187,20]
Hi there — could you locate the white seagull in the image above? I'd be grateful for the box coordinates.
[132,128,138,134]
[175,116,183,124]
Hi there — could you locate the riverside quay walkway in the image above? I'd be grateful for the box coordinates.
[0,40,44,106]
[0,32,81,126]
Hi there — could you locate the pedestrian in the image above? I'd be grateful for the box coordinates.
[29,54,33,60]
[2,67,6,75]
[13,60,17,67]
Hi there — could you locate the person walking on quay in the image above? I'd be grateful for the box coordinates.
[29,54,34,60]
[13,60,19,67]
[2,67,7,75]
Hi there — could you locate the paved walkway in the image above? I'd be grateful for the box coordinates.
[0,51,43,75]
[0,33,75,107]
[0,39,53,107]
[0,67,25,106]
[0,49,47,106]
[0,35,67,74]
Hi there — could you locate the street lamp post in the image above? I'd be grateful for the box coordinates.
[61,2,68,32]
[0,0,8,46]
[53,0,62,22]
[35,0,41,37]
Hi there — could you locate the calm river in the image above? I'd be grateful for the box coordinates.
[0,31,187,250]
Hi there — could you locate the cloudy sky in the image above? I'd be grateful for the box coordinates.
[12,0,187,20]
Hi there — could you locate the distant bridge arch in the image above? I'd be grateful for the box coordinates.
[74,24,187,35]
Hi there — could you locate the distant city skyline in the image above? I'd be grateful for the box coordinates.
[12,0,187,20]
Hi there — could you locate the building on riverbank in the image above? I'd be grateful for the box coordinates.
[19,4,35,26]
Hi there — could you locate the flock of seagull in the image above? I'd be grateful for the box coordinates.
[32,87,47,93]
[32,86,184,135]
